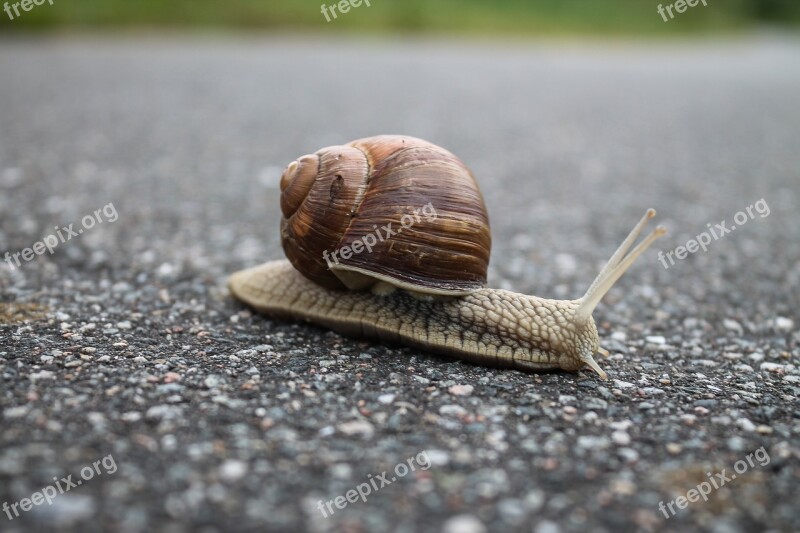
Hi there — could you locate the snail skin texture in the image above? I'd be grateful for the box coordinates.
[229,135,666,380]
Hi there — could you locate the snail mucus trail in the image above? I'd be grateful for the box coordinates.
[229,135,666,380]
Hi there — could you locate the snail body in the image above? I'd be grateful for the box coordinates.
[229,135,666,380]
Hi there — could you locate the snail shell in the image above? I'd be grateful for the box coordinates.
[279,135,491,295]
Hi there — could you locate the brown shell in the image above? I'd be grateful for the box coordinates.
[279,135,491,295]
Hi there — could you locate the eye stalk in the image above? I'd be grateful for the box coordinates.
[571,209,666,379]
[575,209,666,325]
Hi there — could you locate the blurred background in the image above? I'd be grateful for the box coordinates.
[1,0,799,36]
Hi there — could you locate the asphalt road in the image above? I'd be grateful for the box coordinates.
[0,35,799,533]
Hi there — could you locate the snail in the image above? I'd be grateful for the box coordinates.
[229,135,666,380]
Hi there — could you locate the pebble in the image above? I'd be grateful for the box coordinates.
[219,460,248,481]
[439,405,468,417]
[723,319,744,334]
[736,418,757,432]
[618,448,639,463]
[378,393,396,404]
[4,406,30,418]
[524,489,546,512]
[534,520,561,533]
[577,435,609,450]
[612,431,631,446]
[443,515,487,533]
[45,494,96,524]
[760,362,786,373]
[727,436,747,452]
[336,420,374,437]
[691,359,718,367]
[666,443,683,455]
[497,498,526,524]
[448,384,474,396]
[425,449,450,466]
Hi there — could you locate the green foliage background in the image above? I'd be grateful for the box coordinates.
[0,0,798,35]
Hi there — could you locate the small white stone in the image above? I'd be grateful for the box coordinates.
[424,449,450,466]
[448,384,474,396]
[760,362,785,373]
[666,443,683,454]
[618,447,639,463]
[691,359,718,367]
[645,335,666,345]
[439,404,468,417]
[611,430,631,446]
[3,406,29,418]
[534,520,561,533]
[378,393,396,404]
[156,262,175,277]
[736,418,757,432]
[442,515,487,533]
[337,420,374,437]
[121,412,142,422]
[723,319,743,334]
[577,435,609,450]
[610,420,633,431]
[219,459,248,481]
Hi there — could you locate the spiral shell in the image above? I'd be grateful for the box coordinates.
[279,135,491,295]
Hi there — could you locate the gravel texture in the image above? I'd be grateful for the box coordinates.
[0,35,799,533]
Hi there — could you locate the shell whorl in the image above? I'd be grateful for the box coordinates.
[278,135,492,294]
